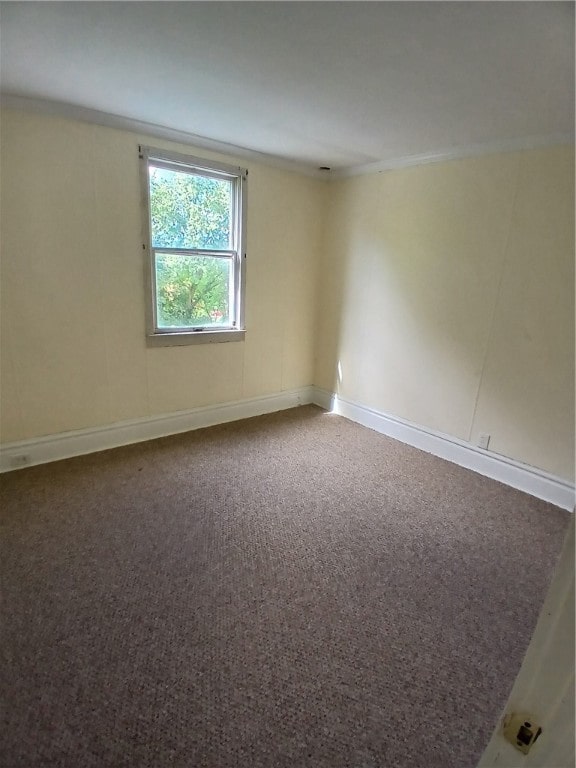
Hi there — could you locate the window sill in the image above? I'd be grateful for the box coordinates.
[147,329,245,347]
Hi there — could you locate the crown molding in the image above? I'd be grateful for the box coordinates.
[330,132,575,179]
[0,94,327,180]
[2,94,573,181]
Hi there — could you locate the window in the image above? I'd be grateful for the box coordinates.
[140,146,247,345]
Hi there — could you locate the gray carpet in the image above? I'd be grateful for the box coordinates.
[0,405,569,768]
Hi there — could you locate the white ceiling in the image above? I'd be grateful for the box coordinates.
[1,2,574,173]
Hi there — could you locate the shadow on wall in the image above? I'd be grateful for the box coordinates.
[315,150,575,479]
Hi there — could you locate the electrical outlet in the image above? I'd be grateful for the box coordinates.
[10,454,30,468]
[477,433,491,450]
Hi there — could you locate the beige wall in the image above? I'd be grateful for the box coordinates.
[0,109,326,441]
[1,109,574,481]
[315,147,575,480]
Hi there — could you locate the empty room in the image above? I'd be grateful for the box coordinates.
[0,2,574,767]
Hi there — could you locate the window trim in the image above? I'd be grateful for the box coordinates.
[140,145,247,346]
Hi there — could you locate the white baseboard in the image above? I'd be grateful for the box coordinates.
[3,385,573,511]
[0,386,315,473]
[312,388,575,512]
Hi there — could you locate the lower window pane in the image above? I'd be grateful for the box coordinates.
[155,253,232,329]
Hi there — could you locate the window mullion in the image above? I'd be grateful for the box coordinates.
[153,247,236,259]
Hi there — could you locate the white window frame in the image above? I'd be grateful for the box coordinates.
[140,145,247,346]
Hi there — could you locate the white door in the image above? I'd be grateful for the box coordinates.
[478,515,574,767]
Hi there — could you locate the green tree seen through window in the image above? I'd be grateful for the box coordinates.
[149,167,232,327]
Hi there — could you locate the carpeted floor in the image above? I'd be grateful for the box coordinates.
[0,405,570,768]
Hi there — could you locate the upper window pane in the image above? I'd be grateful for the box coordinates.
[149,165,232,250]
